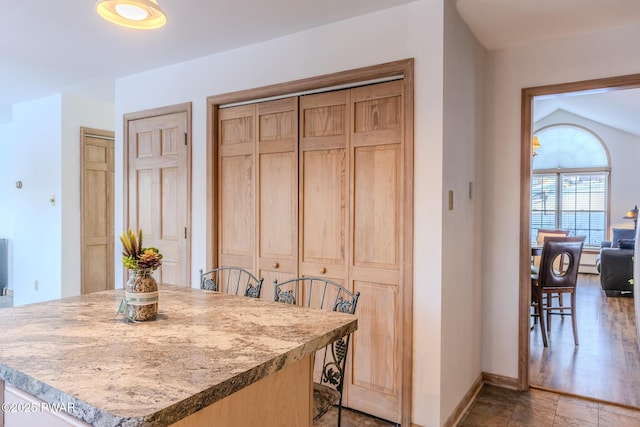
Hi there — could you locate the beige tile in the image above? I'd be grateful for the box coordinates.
[598,403,640,419]
[507,402,555,427]
[459,412,511,427]
[477,385,522,407]
[555,398,599,424]
[599,410,640,427]
[597,403,640,427]
[552,414,597,427]
[518,389,560,411]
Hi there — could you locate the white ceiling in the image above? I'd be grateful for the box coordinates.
[4,0,640,133]
[455,0,640,51]
[455,0,640,136]
[0,0,417,112]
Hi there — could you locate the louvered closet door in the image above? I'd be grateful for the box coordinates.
[217,105,256,276]
[256,98,299,300]
[344,81,404,423]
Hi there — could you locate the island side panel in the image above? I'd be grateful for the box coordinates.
[3,383,90,427]
[171,354,313,427]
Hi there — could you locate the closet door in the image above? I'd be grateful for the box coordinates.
[218,105,256,274]
[345,81,404,422]
[256,98,299,299]
[299,90,350,285]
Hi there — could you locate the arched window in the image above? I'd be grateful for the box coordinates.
[531,124,610,247]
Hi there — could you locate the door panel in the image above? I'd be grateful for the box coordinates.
[353,145,400,268]
[346,81,403,422]
[257,98,298,298]
[299,91,349,280]
[81,128,114,295]
[127,108,190,287]
[218,105,256,272]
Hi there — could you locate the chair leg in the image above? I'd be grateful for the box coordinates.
[557,293,564,312]
[571,292,579,346]
[539,292,548,347]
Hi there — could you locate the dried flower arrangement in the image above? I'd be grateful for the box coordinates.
[119,228,162,322]
[120,228,163,271]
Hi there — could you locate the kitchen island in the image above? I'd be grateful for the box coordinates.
[0,285,357,426]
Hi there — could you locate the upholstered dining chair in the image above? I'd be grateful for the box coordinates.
[532,229,569,273]
[532,229,570,317]
[531,235,585,347]
[199,266,263,298]
[273,277,360,427]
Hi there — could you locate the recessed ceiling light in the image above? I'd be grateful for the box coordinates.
[96,0,166,30]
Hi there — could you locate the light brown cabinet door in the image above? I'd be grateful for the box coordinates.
[218,99,299,297]
[218,105,256,275]
[127,110,190,287]
[299,90,350,285]
[345,81,404,422]
[213,81,406,423]
[299,82,404,422]
[256,98,299,300]
[81,128,114,294]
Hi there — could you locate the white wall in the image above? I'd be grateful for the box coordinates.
[0,122,16,289]
[10,95,63,305]
[0,95,114,304]
[60,95,115,298]
[534,109,640,234]
[115,1,462,425]
[441,0,484,420]
[482,23,640,379]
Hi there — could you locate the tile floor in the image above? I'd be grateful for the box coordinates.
[315,406,398,427]
[459,384,640,426]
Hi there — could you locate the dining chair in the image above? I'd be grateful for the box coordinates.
[199,266,263,298]
[531,235,585,347]
[273,277,360,427]
[532,229,570,319]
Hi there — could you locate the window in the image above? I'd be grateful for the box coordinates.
[531,125,609,247]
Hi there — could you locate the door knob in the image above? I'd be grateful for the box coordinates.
[320,267,326,274]
[272,262,279,269]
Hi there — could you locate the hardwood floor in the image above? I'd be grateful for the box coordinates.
[530,273,640,407]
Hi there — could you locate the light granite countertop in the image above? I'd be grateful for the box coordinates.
[0,285,357,426]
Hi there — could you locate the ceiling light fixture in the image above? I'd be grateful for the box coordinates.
[96,0,167,30]
[532,136,541,157]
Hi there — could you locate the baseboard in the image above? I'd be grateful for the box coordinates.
[442,373,484,427]
[482,371,520,390]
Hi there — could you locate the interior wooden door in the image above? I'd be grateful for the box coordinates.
[345,81,404,423]
[80,127,114,294]
[298,90,350,284]
[217,104,256,276]
[126,109,190,287]
[299,83,404,422]
[256,98,299,300]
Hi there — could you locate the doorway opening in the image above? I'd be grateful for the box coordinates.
[520,74,640,407]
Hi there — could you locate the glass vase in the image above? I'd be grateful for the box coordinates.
[125,268,158,322]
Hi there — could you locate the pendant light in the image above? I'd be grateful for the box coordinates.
[96,0,167,30]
